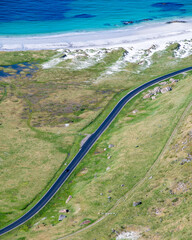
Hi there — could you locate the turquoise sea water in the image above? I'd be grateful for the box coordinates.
[0,0,192,36]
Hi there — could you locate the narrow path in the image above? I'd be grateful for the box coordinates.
[59,90,192,240]
[1,67,192,236]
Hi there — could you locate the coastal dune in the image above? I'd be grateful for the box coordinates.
[1,20,192,51]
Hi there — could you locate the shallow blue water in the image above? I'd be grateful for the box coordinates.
[0,0,192,35]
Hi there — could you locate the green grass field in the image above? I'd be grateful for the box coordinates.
[0,44,192,240]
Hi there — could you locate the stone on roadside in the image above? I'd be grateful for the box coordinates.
[169,78,178,83]
[161,86,172,94]
[143,93,153,99]
[159,81,167,86]
[152,87,161,95]
[58,215,67,221]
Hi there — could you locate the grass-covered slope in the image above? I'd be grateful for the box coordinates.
[0,43,192,239]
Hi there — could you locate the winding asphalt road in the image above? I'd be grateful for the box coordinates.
[1,67,192,236]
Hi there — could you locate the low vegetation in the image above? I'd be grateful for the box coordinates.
[0,43,192,239]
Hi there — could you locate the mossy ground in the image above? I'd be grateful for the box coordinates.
[0,45,192,240]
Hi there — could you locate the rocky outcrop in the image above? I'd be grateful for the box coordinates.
[159,81,167,86]
[161,86,172,94]
[143,93,153,99]
[152,87,161,95]
[166,20,187,24]
[143,80,175,99]
[169,78,178,83]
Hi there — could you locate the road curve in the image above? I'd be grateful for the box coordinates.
[1,67,192,236]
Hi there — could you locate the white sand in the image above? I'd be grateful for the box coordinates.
[0,19,192,51]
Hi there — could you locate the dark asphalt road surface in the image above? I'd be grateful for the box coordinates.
[1,67,192,236]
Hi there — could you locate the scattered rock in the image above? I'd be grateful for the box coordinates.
[152,86,161,94]
[180,158,192,165]
[65,123,70,127]
[149,176,153,179]
[61,54,67,58]
[66,195,72,203]
[159,81,167,86]
[132,109,138,114]
[121,184,125,187]
[59,209,69,213]
[155,208,162,215]
[123,50,129,57]
[137,18,153,23]
[108,196,112,200]
[59,215,67,221]
[151,96,156,100]
[133,201,142,207]
[121,21,134,25]
[169,189,173,195]
[100,193,103,196]
[143,93,153,99]
[106,167,111,171]
[169,78,178,83]
[107,156,111,159]
[135,145,139,148]
[104,148,107,151]
[161,86,172,94]
[80,220,91,226]
[108,144,114,148]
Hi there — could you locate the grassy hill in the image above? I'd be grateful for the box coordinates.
[0,44,192,239]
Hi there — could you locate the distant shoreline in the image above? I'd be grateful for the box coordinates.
[0,19,192,51]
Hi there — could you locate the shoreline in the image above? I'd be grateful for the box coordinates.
[0,19,192,51]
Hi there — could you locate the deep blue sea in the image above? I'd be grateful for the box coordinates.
[0,0,192,36]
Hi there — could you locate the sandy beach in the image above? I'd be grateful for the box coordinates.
[0,19,192,52]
